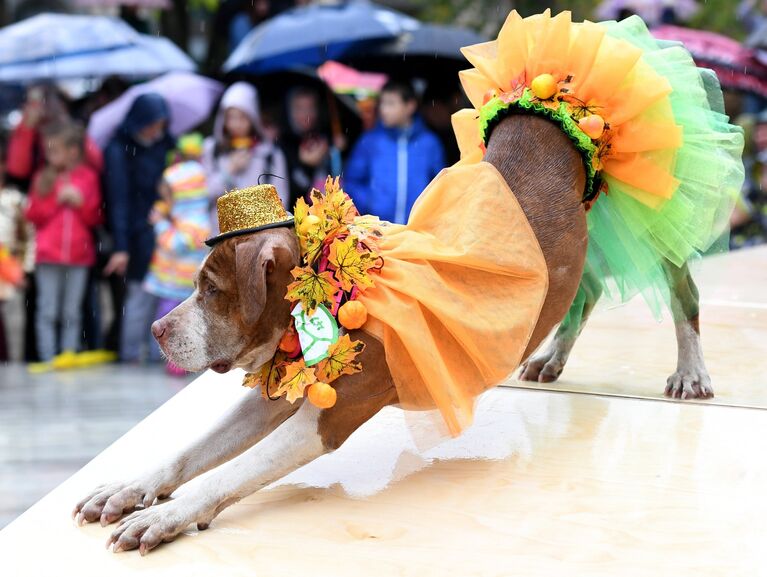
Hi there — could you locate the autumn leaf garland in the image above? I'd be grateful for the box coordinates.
[244,177,384,407]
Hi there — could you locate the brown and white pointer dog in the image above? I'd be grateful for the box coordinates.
[72,115,710,555]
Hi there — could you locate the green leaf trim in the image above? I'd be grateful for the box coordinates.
[479,89,601,203]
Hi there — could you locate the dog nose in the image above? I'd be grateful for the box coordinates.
[151,320,167,342]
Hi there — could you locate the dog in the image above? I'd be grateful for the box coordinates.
[72,114,710,555]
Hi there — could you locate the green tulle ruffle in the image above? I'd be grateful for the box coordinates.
[582,16,744,318]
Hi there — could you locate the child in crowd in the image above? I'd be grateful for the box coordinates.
[344,79,445,224]
[25,122,102,368]
[0,143,30,362]
[143,134,211,375]
[203,82,288,232]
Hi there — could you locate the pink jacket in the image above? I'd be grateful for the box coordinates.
[25,164,103,267]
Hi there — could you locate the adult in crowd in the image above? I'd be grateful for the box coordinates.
[344,80,445,224]
[7,86,103,186]
[103,93,175,362]
[282,86,337,206]
[203,82,289,226]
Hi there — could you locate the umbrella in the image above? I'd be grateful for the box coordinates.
[317,60,388,97]
[87,72,224,149]
[0,35,195,83]
[0,13,140,66]
[74,0,170,7]
[223,0,420,75]
[596,0,699,26]
[355,24,484,61]
[652,25,767,98]
[0,13,195,82]
[343,23,485,77]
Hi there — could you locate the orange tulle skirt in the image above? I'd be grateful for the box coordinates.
[357,162,549,435]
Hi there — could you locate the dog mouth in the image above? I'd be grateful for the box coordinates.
[210,359,233,374]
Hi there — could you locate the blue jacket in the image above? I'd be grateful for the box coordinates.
[344,116,445,224]
[104,93,175,280]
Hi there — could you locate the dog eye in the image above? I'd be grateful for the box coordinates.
[204,284,218,296]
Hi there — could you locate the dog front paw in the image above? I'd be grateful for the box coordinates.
[106,497,214,556]
[73,474,176,527]
[665,368,714,400]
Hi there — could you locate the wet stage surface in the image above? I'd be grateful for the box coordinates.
[0,365,192,528]
[0,247,765,576]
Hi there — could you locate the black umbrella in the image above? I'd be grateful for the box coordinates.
[343,23,486,77]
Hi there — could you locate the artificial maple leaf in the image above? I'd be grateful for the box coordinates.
[328,236,377,292]
[274,359,318,403]
[256,350,289,399]
[322,180,358,228]
[316,333,366,383]
[293,196,310,232]
[302,226,327,266]
[285,266,339,314]
[349,215,385,246]
[242,372,259,389]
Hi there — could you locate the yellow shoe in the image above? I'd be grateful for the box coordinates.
[27,361,53,374]
[52,350,78,370]
[73,350,118,367]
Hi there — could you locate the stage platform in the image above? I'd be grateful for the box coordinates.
[1,247,765,576]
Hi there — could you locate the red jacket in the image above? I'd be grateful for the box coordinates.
[25,164,103,267]
[7,122,104,180]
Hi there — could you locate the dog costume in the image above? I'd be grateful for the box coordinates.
[209,11,743,436]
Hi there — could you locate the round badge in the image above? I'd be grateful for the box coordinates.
[291,303,339,366]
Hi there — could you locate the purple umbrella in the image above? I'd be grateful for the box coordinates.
[88,72,224,149]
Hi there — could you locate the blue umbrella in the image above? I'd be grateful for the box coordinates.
[0,13,140,66]
[223,0,421,75]
[0,35,196,82]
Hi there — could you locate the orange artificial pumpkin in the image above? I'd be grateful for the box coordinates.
[307,382,337,409]
[578,114,605,140]
[279,328,301,357]
[338,300,367,329]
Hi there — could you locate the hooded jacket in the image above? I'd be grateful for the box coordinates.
[103,93,175,280]
[202,82,289,230]
[343,115,445,224]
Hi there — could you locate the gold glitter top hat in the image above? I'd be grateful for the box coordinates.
[205,184,294,247]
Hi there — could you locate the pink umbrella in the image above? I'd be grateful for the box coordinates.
[652,25,767,98]
[88,72,223,150]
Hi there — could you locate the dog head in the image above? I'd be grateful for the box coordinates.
[151,227,300,374]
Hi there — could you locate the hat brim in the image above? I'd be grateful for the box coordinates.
[204,216,295,247]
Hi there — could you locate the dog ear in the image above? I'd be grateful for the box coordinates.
[235,236,275,326]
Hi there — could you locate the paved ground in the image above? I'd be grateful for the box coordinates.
[0,363,194,528]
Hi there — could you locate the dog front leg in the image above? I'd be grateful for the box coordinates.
[106,401,326,555]
[662,260,713,399]
[520,262,602,382]
[74,388,299,526]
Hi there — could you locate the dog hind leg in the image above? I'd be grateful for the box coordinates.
[662,260,713,399]
[519,263,602,383]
